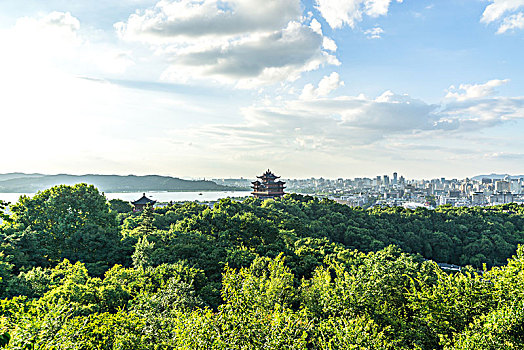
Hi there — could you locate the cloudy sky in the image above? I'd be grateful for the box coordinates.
[1,0,523,179]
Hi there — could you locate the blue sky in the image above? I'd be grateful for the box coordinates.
[1,0,523,179]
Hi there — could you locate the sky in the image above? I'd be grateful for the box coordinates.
[0,0,523,179]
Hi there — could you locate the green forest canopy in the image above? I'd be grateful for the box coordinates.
[0,183,524,349]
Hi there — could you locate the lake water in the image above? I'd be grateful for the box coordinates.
[0,191,253,204]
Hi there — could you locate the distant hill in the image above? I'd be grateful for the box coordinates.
[0,173,44,181]
[472,174,524,181]
[0,173,243,193]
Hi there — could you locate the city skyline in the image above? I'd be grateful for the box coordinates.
[2,170,524,182]
[1,0,524,178]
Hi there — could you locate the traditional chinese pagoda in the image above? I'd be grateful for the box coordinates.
[251,169,286,199]
[131,193,156,211]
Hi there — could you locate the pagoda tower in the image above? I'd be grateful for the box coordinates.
[251,169,286,199]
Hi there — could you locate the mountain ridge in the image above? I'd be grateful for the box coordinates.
[471,174,524,181]
[0,173,244,193]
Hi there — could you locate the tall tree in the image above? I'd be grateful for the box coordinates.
[0,200,10,223]
[5,184,124,275]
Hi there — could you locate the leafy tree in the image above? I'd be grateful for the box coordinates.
[109,198,133,214]
[315,316,399,350]
[0,200,11,224]
[124,205,155,238]
[132,237,155,269]
[2,190,524,349]
[5,184,124,276]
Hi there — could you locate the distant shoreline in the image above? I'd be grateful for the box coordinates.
[0,189,250,194]
[0,173,247,193]
[0,190,253,204]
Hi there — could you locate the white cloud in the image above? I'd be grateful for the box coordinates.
[116,0,339,87]
[38,11,80,32]
[363,26,384,39]
[317,72,345,96]
[315,0,403,29]
[159,21,339,87]
[497,12,524,33]
[310,18,323,34]
[440,96,524,131]
[483,152,524,160]
[300,72,344,100]
[441,80,524,132]
[116,0,301,42]
[0,11,136,77]
[481,0,524,33]
[322,37,338,51]
[7,11,82,60]
[178,79,524,164]
[445,79,509,101]
[194,89,439,158]
[481,0,524,23]
[311,18,338,51]
[365,0,402,17]
[171,83,524,175]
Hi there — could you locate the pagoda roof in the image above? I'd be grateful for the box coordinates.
[257,169,280,179]
[132,193,157,205]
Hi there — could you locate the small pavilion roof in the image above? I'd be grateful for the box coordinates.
[132,193,157,205]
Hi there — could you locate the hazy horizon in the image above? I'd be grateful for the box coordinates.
[2,171,524,182]
[1,0,523,178]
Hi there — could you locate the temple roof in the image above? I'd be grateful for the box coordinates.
[132,193,157,205]
[257,169,280,180]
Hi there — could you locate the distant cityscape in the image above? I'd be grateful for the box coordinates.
[214,173,524,209]
[2,172,524,210]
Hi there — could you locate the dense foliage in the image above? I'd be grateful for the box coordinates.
[0,185,524,349]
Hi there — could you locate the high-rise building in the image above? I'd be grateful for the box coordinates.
[471,192,486,205]
[495,180,511,193]
[511,180,520,193]
[383,175,390,186]
[393,172,398,185]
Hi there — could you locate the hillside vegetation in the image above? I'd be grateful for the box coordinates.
[0,183,524,349]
